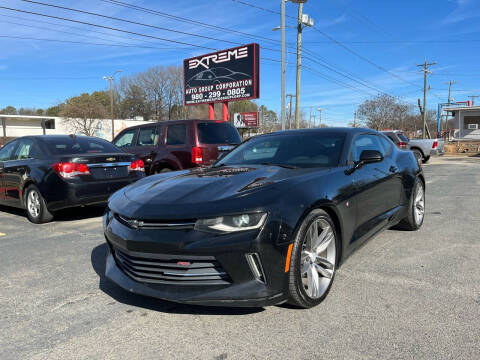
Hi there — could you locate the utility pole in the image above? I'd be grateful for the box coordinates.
[468,95,479,106]
[286,94,295,129]
[281,0,286,131]
[417,59,436,139]
[309,106,313,128]
[316,108,322,128]
[443,80,456,104]
[292,0,313,129]
[295,2,303,129]
[103,70,122,140]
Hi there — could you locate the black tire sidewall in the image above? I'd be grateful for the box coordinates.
[288,209,338,308]
[25,185,52,224]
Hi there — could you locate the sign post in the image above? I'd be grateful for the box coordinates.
[184,43,260,121]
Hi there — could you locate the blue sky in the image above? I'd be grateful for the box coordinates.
[1,0,480,126]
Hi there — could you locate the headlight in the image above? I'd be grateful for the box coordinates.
[194,213,267,233]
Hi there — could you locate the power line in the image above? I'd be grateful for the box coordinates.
[0,5,218,50]
[230,0,423,92]
[303,39,480,44]
[21,0,244,47]
[100,0,281,46]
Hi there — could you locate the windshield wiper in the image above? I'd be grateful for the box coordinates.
[212,163,227,168]
[260,163,297,169]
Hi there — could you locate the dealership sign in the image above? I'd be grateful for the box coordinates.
[234,112,259,128]
[183,43,260,106]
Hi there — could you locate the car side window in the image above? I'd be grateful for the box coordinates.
[114,129,136,148]
[13,139,36,160]
[136,127,159,147]
[0,140,17,161]
[378,135,393,155]
[167,124,186,145]
[351,135,384,162]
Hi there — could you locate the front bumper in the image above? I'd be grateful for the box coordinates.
[103,212,288,307]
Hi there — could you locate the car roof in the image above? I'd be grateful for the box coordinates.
[266,127,378,137]
[118,119,228,130]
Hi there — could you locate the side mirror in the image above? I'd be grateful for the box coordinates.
[359,150,383,164]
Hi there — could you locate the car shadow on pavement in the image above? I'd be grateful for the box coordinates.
[91,243,264,316]
[0,204,106,222]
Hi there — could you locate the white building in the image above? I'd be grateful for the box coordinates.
[446,106,480,140]
[0,115,151,145]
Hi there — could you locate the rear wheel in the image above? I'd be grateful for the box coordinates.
[422,156,430,164]
[287,209,338,308]
[398,177,425,231]
[25,185,53,224]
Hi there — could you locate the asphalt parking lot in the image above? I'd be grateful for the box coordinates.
[1,156,479,360]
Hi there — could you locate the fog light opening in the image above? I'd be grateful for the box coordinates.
[246,253,266,284]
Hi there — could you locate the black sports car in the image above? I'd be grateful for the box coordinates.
[186,67,249,88]
[103,128,425,308]
[0,135,145,223]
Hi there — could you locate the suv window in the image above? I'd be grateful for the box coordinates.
[0,140,17,161]
[167,124,186,145]
[397,133,409,142]
[351,135,384,162]
[197,122,241,144]
[136,126,159,147]
[114,129,136,148]
[13,139,38,160]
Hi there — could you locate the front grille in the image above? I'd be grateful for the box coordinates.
[113,247,231,285]
[115,213,196,230]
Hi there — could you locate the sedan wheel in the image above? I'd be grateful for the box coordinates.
[413,181,425,226]
[25,185,54,224]
[288,209,338,308]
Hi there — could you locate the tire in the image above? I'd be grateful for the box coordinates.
[160,168,172,173]
[152,167,172,175]
[412,149,423,163]
[397,177,425,231]
[422,156,430,164]
[287,209,339,309]
[24,185,54,224]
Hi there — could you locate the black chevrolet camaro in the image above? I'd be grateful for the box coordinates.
[104,128,425,308]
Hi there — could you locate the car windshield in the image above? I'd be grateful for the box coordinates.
[216,132,346,168]
[44,137,122,155]
[197,122,242,144]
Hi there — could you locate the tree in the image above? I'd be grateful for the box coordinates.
[60,93,108,136]
[36,109,44,116]
[45,104,65,116]
[357,94,411,130]
[0,106,17,115]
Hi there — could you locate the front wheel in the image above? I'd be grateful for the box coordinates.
[287,209,338,308]
[25,185,54,224]
[397,177,425,231]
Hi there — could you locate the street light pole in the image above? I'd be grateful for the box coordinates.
[103,70,122,140]
[316,108,322,128]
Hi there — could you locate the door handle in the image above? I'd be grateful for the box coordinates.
[389,165,398,173]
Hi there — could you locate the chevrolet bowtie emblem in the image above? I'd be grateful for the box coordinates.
[106,157,116,161]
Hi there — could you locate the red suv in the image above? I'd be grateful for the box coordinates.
[113,119,242,175]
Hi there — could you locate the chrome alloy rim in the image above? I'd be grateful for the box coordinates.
[414,183,425,225]
[27,190,41,218]
[300,218,336,299]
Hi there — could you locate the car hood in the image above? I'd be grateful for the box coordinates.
[109,165,330,219]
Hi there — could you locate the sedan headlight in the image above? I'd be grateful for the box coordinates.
[194,213,267,233]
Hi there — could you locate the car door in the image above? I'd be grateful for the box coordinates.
[128,126,161,175]
[0,140,19,204]
[3,138,39,207]
[351,134,400,241]
[165,123,190,169]
[112,128,138,153]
